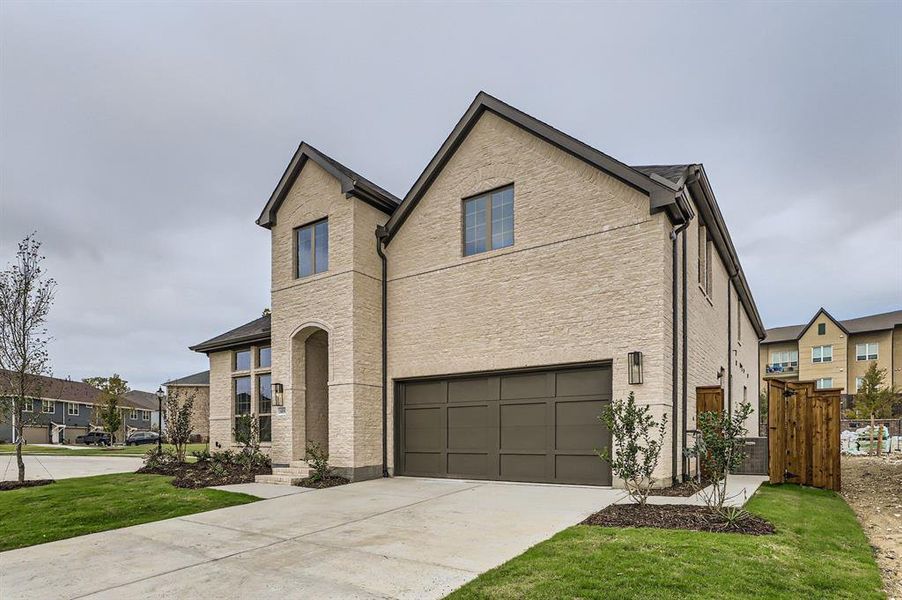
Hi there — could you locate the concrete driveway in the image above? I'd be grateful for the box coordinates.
[0,454,144,481]
[0,477,619,600]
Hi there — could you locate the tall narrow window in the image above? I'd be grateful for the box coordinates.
[258,373,272,443]
[855,376,864,392]
[296,219,328,278]
[463,186,514,256]
[698,224,712,296]
[257,346,272,369]
[737,298,742,341]
[234,376,252,439]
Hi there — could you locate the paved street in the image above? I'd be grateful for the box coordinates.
[0,477,619,600]
[0,454,143,481]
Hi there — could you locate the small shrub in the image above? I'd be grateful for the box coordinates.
[211,449,236,466]
[305,441,332,483]
[191,449,211,463]
[143,446,178,470]
[720,506,751,530]
[598,392,667,506]
[233,414,260,453]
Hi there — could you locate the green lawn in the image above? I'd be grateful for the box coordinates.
[0,473,256,551]
[0,442,208,457]
[447,484,885,599]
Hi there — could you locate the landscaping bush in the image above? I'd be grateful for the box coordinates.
[598,392,667,505]
[296,441,349,489]
[138,446,270,489]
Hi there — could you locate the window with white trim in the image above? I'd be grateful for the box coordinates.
[141,410,150,421]
[855,376,864,392]
[855,343,878,361]
[129,408,138,420]
[770,350,798,368]
[67,403,79,416]
[23,399,33,413]
[816,378,833,389]
[42,400,54,413]
[812,345,833,363]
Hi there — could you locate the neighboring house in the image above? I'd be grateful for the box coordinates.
[124,390,161,434]
[760,308,902,395]
[190,92,764,486]
[0,371,157,444]
[163,370,210,442]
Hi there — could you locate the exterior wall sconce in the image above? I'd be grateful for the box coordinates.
[272,382,284,406]
[716,366,725,380]
[628,351,643,384]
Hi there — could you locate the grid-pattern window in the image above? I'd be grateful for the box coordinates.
[258,374,272,443]
[234,376,252,439]
[812,345,833,363]
[258,346,272,369]
[855,343,878,361]
[770,350,799,367]
[463,186,514,256]
[296,219,329,278]
[42,400,54,413]
[234,350,251,371]
[816,378,833,389]
[68,403,79,416]
[817,323,826,335]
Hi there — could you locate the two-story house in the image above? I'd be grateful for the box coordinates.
[760,308,902,395]
[191,92,765,487]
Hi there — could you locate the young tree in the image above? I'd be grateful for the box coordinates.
[233,413,260,453]
[87,375,129,443]
[0,235,56,482]
[598,392,668,506]
[850,362,897,456]
[687,402,754,513]
[164,388,195,462]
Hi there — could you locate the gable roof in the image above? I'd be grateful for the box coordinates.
[257,143,400,229]
[190,314,271,354]
[0,370,154,409]
[164,370,210,386]
[124,390,159,411]
[382,92,693,243]
[763,308,902,343]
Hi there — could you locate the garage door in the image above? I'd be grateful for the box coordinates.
[397,365,612,485]
[22,426,49,444]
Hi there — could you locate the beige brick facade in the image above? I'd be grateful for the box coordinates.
[164,384,210,441]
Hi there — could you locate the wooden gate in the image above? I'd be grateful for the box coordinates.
[695,386,723,479]
[768,379,841,491]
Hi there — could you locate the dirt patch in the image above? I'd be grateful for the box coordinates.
[295,475,350,489]
[648,480,709,497]
[138,462,271,489]
[0,479,54,492]
[581,503,775,535]
[841,455,902,599]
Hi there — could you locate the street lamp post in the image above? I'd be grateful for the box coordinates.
[156,386,164,453]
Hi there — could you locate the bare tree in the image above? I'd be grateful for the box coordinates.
[0,235,56,482]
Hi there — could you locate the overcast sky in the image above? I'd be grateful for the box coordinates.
[1,1,900,392]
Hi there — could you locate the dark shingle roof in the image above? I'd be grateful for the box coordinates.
[164,370,210,386]
[764,308,902,344]
[0,370,154,409]
[189,314,271,353]
[631,165,692,185]
[124,390,159,410]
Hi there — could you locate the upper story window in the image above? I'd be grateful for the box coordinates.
[462,186,514,257]
[67,403,79,416]
[296,219,329,278]
[737,298,742,341]
[855,376,864,392]
[142,410,150,421]
[234,349,251,372]
[770,350,798,368]
[816,378,833,389]
[23,399,33,413]
[698,224,713,297]
[855,343,878,361]
[258,346,272,369]
[42,400,54,413]
[817,323,826,335]
[812,345,833,363]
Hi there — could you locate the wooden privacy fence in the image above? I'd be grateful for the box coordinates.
[768,379,841,491]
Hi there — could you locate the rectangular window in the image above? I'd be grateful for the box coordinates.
[812,345,833,363]
[463,186,514,256]
[68,403,79,416]
[257,346,272,369]
[234,376,252,439]
[23,399,33,413]
[817,323,826,335]
[258,373,272,443]
[42,400,54,413]
[770,350,799,368]
[130,409,138,420]
[737,298,742,341]
[698,224,713,296]
[816,378,833,389]
[142,410,150,421]
[234,349,251,371]
[706,239,713,298]
[296,219,329,278]
[855,376,864,392]
[855,343,878,361]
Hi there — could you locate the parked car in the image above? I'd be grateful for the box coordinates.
[125,431,160,446]
[76,431,112,446]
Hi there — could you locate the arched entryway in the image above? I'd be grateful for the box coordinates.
[290,324,330,460]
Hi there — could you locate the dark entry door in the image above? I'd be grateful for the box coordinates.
[397,365,612,485]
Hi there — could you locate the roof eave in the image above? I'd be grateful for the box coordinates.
[189,332,271,355]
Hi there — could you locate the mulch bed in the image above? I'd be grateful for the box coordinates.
[648,480,710,497]
[138,462,271,489]
[581,504,775,535]
[295,475,350,489]
[0,479,55,492]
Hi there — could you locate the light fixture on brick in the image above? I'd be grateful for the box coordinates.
[271,382,284,406]
[628,351,643,384]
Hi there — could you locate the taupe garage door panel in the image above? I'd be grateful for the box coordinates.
[398,366,612,485]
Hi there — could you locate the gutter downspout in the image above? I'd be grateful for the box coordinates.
[681,229,689,480]
[376,225,390,478]
[670,218,691,485]
[727,282,732,415]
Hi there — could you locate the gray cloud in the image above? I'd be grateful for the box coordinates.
[2,1,900,391]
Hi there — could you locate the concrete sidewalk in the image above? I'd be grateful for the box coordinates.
[0,477,619,600]
[0,455,144,481]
